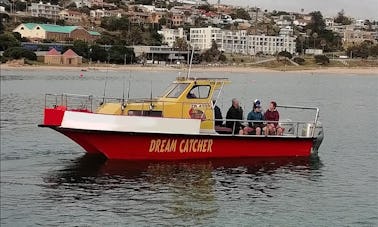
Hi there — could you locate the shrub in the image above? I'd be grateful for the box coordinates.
[293,57,305,65]
[278,50,293,59]
[3,47,37,61]
[314,55,329,65]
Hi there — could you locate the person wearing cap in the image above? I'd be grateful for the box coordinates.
[264,101,284,136]
[244,99,265,135]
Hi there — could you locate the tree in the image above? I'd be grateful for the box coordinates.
[3,47,37,60]
[277,51,293,59]
[334,10,352,25]
[200,40,226,63]
[230,8,251,20]
[108,45,135,64]
[346,41,377,59]
[306,11,326,34]
[89,44,108,62]
[72,40,89,59]
[173,37,190,51]
[0,33,21,51]
[314,55,329,65]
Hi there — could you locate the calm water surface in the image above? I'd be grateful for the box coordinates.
[1,68,377,226]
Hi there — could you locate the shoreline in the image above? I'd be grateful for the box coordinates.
[1,63,377,75]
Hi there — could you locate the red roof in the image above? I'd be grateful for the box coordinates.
[46,48,61,56]
[62,49,79,57]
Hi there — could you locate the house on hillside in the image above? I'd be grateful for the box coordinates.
[13,23,100,42]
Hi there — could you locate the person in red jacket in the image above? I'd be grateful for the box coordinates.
[264,101,284,136]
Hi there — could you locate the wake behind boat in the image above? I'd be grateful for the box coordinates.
[38,77,324,160]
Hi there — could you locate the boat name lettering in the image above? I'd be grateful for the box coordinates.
[149,139,213,153]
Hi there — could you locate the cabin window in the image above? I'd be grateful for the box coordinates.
[187,85,211,99]
[36,27,40,30]
[166,83,189,98]
[21,27,24,30]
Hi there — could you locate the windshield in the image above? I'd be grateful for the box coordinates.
[166,83,190,98]
[160,83,177,97]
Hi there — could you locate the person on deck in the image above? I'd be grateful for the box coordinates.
[213,100,224,127]
[264,101,284,136]
[244,99,265,135]
[226,98,244,135]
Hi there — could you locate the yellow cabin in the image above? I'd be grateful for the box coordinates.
[96,77,230,131]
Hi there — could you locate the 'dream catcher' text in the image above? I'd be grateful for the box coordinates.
[149,139,213,153]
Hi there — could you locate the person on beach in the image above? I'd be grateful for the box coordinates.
[244,99,265,135]
[226,98,244,135]
[264,101,284,136]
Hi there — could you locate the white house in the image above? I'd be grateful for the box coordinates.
[158,28,187,47]
[29,2,62,20]
[189,26,222,51]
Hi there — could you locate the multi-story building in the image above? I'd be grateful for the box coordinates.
[221,30,248,54]
[189,26,222,50]
[190,26,296,55]
[59,10,83,25]
[158,28,187,47]
[246,35,296,55]
[29,2,62,20]
[90,9,123,19]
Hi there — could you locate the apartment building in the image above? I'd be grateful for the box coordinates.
[158,28,187,47]
[221,30,248,54]
[189,26,222,50]
[190,27,296,55]
[59,10,83,25]
[29,2,62,20]
[246,35,296,55]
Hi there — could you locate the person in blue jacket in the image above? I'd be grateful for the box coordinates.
[244,99,265,135]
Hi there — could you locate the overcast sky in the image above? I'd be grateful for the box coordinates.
[208,0,378,20]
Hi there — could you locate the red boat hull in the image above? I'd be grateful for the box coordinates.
[52,127,315,160]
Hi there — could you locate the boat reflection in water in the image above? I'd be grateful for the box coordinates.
[43,155,322,224]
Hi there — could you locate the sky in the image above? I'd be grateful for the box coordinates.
[208,0,378,20]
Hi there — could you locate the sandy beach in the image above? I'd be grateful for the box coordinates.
[1,63,377,75]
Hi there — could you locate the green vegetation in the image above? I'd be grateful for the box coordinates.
[293,57,305,65]
[200,41,227,63]
[314,55,330,65]
[3,47,37,61]
[0,32,21,51]
[346,41,378,59]
[277,51,293,59]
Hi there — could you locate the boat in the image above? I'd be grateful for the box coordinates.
[39,77,324,160]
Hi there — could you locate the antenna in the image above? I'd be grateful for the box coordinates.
[149,80,153,111]
[186,46,194,79]
[127,74,131,100]
[102,74,108,104]
[121,75,126,111]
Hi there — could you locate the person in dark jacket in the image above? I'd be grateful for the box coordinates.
[213,100,224,126]
[226,98,244,134]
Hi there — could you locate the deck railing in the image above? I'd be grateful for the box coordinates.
[44,94,321,138]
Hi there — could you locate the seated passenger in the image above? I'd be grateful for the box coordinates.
[187,91,197,98]
[226,98,244,135]
[264,101,284,136]
[213,100,224,127]
[244,99,265,135]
